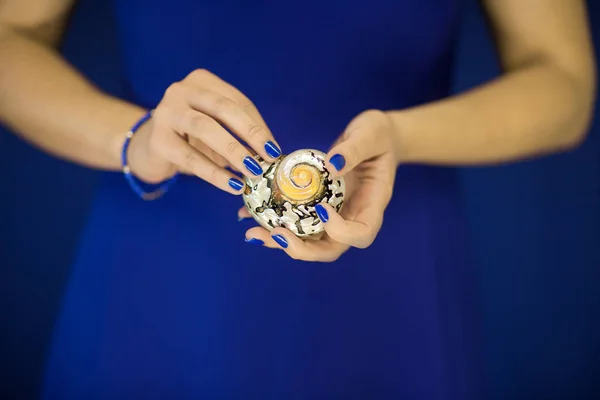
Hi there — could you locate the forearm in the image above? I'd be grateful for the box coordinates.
[0,26,145,171]
[389,61,595,165]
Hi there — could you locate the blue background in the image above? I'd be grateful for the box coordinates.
[1,0,598,398]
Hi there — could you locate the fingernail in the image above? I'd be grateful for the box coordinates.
[238,215,246,222]
[264,141,282,158]
[245,237,264,245]
[243,156,263,176]
[329,154,346,171]
[314,203,328,223]
[228,178,244,191]
[272,234,288,248]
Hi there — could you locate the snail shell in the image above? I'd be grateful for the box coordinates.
[242,149,345,238]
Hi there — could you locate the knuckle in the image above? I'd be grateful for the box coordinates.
[356,239,373,249]
[226,139,240,155]
[186,112,208,131]
[165,82,184,98]
[183,149,197,168]
[360,109,387,127]
[366,109,392,134]
[209,166,221,186]
[363,108,384,119]
[210,96,236,116]
[246,123,264,139]
[356,231,377,249]
[240,101,257,115]
[189,68,211,79]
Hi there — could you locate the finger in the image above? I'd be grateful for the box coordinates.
[187,137,230,168]
[186,89,283,162]
[157,131,247,195]
[180,138,233,176]
[180,71,282,161]
[271,227,349,262]
[171,108,265,178]
[186,69,273,131]
[237,206,252,221]
[245,226,348,262]
[315,203,381,249]
[244,226,323,251]
[181,164,241,176]
[243,226,275,247]
[325,110,390,175]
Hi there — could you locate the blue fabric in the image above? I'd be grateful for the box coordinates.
[42,1,482,398]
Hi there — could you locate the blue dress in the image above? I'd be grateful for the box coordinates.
[42,1,483,398]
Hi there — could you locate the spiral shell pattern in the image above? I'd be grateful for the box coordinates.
[242,149,345,238]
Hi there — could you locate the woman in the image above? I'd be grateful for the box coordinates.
[0,0,595,398]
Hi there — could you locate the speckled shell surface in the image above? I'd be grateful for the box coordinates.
[242,149,345,238]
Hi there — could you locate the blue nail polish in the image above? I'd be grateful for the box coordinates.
[314,203,328,223]
[245,237,264,245]
[264,141,282,158]
[272,234,288,248]
[329,154,346,171]
[228,178,244,191]
[243,156,263,176]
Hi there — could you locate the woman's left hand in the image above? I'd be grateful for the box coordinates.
[242,110,399,262]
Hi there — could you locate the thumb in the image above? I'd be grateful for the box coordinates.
[325,110,391,175]
[315,203,380,249]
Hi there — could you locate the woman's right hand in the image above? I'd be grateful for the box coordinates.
[126,69,282,194]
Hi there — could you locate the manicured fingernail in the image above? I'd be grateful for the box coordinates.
[245,237,264,245]
[264,141,282,158]
[243,156,263,176]
[228,178,244,191]
[314,203,328,223]
[329,154,346,171]
[272,234,288,248]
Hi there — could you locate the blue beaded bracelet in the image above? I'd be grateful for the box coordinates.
[121,110,179,200]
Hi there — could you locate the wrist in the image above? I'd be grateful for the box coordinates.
[382,110,408,165]
[385,110,416,165]
[126,116,161,184]
[107,105,148,172]
[122,110,175,184]
[119,109,180,200]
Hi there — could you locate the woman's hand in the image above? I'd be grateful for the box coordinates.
[243,110,398,262]
[127,69,282,193]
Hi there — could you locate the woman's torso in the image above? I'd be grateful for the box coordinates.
[42,1,482,399]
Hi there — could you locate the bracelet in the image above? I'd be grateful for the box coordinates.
[121,109,179,200]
